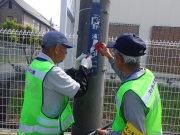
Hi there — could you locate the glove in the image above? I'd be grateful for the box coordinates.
[81,56,92,69]
[74,53,87,70]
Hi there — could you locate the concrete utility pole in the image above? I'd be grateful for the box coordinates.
[72,0,110,134]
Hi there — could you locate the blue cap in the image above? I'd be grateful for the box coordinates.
[42,31,74,48]
[108,33,146,57]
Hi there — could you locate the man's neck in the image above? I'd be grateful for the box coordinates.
[123,67,141,77]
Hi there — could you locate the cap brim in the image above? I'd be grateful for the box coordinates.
[63,42,75,48]
[107,41,115,48]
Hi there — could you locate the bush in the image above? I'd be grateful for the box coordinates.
[0,19,33,31]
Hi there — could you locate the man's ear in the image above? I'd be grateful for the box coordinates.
[116,54,124,68]
[54,45,59,54]
[120,55,125,65]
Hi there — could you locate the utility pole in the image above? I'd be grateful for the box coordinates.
[72,0,110,134]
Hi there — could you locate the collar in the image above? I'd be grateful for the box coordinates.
[36,52,54,64]
[124,68,145,83]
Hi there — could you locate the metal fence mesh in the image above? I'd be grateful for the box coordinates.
[0,30,42,130]
[0,30,180,134]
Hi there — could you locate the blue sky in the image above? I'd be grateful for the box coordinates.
[24,0,60,29]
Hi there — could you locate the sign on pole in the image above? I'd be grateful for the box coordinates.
[88,2,101,74]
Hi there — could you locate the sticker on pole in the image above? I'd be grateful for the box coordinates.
[88,2,101,74]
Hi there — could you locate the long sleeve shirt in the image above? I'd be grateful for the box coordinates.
[37,52,80,118]
[107,59,147,135]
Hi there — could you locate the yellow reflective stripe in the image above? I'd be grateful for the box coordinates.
[142,78,157,105]
[19,124,60,134]
[122,122,144,135]
[61,115,74,130]
[37,117,59,127]
[26,67,46,80]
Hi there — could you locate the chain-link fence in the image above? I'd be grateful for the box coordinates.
[0,29,180,134]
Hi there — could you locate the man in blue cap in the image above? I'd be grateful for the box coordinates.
[97,33,162,135]
[18,31,92,135]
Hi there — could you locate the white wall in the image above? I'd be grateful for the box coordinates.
[74,0,80,35]
[60,0,80,35]
[109,0,180,40]
[60,0,80,69]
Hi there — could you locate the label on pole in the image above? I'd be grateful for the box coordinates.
[88,2,101,74]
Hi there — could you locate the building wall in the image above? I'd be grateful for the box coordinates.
[60,0,79,35]
[60,0,80,69]
[0,0,23,24]
[151,26,180,41]
[66,16,75,34]
[109,0,180,40]
[23,14,49,32]
[109,23,139,37]
[23,14,35,27]
[0,0,50,32]
[74,0,80,35]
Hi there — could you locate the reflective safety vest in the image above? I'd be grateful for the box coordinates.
[18,58,74,135]
[112,69,162,135]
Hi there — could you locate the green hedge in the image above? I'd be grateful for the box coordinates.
[0,20,42,45]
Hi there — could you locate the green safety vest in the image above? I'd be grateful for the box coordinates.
[112,69,162,135]
[18,58,74,135]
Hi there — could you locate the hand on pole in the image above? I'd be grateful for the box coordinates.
[95,42,114,60]
[81,55,92,69]
[96,129,108,135]
[74,53,87,70]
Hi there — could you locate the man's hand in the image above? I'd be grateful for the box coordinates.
[96,129,108,135]
[81,56,92,69]
[74,53,87,70]
[96,43,114,60]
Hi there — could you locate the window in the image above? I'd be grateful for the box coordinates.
[7,16,13,20]
[9,1,13,9]
[39,25,41,32]
[33,20,35,28]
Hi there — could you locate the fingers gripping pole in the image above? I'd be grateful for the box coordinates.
[87,122,113,135]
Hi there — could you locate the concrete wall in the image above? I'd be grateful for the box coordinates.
[109,0,180,40]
